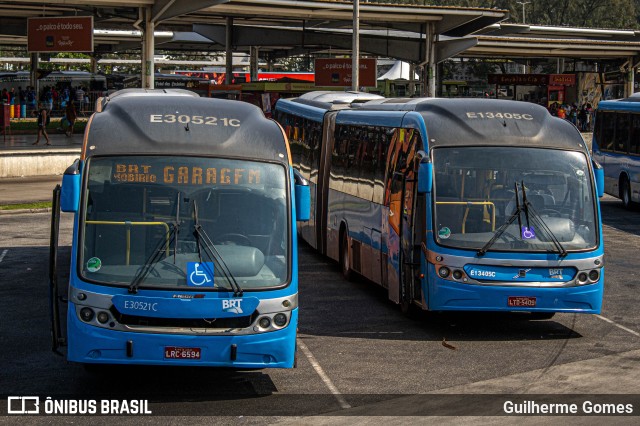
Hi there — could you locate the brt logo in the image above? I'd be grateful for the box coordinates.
[222,299,243,314]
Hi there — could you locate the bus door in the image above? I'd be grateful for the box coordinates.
[316,112,337,256]
[387,130,421,308]
[49,185,67,355]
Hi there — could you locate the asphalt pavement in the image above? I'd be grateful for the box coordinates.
[0,175,62,206]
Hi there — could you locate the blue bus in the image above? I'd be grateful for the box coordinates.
[49,88,309,368]
[275,92,605,318]
[592,93,640,209]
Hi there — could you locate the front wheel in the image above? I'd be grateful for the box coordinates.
[621,177,632,210]
[340,231,353,281]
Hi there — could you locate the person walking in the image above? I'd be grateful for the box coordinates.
[32,107,51,146]
[64,101,77,137]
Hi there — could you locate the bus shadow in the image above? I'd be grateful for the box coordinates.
[71,364,279,400]
[56,365,342,416]
[299,266,582,344]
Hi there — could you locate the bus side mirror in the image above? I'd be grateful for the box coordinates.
[417,162,433,194]
[61,159,81,212]
[593,160,604,198]
[293,169,310,222]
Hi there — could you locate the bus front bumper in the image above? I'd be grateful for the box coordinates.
[427,278,603,314]
[67,308,298,368]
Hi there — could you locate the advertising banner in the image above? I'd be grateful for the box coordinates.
[315,58,377,87]
[28,16,93,53]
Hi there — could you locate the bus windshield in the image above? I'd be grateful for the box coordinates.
[432,147,597,252]
[80,156,289,290]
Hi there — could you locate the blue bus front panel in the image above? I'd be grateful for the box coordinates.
[67,306,297,368]
[424,263,603,314]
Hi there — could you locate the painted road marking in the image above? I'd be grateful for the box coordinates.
[297,339,351,409]
[595,314,640,338]
[0,249,7,263]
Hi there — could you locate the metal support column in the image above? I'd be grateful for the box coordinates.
[627,56,635,97]
[30,53,38,96]
[143,6,155,89]
[425,22,436,97]
[408,63,416,97]
[90,55,98,74]
[225,17,233,85]
[351,0,359,91]
[250,46,259,82]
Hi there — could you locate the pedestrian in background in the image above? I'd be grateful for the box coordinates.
[32,107,51,146]
[64,101,77,137]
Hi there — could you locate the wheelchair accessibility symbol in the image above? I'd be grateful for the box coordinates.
[521,226,536,240]
[187,262,215,287]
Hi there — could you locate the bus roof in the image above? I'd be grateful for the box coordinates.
[83,89,288,164]
[291,91,384,110]
[364,98,586,151]
[597,93,640,111]
[280,93,585,152]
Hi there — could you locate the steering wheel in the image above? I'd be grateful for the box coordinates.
[539,209,562,217]
[158,259,187,277]
[213,233,252,246]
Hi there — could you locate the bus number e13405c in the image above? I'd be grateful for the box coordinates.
[466,112,533,120]
[150,114,241,127]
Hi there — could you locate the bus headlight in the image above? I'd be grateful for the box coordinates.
[258,317,271,329]
[80,307,95,322]
[438,267,450,278]
[97,311,110,324]
[588,269,600,282]
[577,272,589,284]
[273,313,288,327]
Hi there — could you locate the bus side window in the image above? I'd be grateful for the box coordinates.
[615,113,630,153]
[631,114,640,155]
[600,111,616,151]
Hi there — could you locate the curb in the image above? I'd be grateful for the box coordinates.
[0,207,52,215]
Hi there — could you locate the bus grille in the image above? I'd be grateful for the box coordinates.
[109,306,258,329]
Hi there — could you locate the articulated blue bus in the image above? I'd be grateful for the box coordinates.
[50,89,309,368]
[275,92,605,317]
[592,93,640,209]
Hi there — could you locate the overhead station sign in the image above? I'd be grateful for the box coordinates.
[28,16,94,53]
[488,73,576,86]
[314,58,377,87]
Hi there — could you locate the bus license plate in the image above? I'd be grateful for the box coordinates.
[508,296,536,307]
[164,346,201,360]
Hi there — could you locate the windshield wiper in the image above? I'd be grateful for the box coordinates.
[477,182,523,256]
[129,224,177,294]
[173,191,181,264]
[129,192,181,294]
[192,200,243,297]
[478,181,568,257]
[521,183,568,257]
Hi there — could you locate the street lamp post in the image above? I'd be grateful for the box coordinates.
[516,1,531,24]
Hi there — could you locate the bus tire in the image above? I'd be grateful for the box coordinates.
[620,177,632,209]
[400,299,420,319]
[340,230,353,281]
[529,312,555,320]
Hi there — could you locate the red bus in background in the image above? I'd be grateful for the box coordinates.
[174,71,315,85]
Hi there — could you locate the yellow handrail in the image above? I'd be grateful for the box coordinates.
[85,221,171,265]
[435,201,496,233]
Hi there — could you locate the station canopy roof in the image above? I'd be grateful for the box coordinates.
[1,1,640,63]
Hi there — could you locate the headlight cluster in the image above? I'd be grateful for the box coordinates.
[79,306,113,325]
[577,269,601,285]
[255,312,290,332]
[437,266,467,282]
